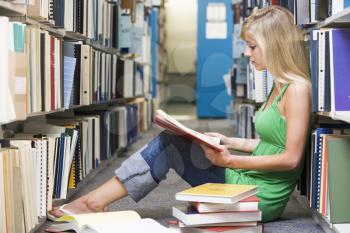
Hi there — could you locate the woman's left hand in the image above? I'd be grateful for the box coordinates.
[201,145,233,167]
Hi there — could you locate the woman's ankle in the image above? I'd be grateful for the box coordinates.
[83,193,107,213]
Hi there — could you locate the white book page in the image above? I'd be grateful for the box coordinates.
[156,110,220,146]
[83,218,172,233]
[57,210,141,226]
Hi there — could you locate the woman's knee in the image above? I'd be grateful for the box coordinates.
[158,130,183,146]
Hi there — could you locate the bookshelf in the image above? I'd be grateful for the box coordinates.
[0,1,26,15]
[230,1,350,233]
[0,0,165,232]
[317,112,350,124]
[319,7,350,27]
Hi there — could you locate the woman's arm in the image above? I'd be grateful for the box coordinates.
[226,137,260,153]
[205,132,260,153]
[203,82,311,172]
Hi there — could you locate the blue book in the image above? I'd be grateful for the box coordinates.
[126,106,132,147]
[324,31,331,112]
[313,128,333,210]
[92,0,98,41]
[150,9,158,98]
[57,134,65,198]
[236,57,248,85]
[310,30,319,112]
[63,56,77,108]
[54,0,65,27]
[12,23,25,53]
[118,13,132,50]
[330,29,350,111]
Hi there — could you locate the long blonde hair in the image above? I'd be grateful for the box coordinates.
[241,6,310,86]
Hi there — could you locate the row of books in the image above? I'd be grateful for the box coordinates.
[0,143,39,233]
[235,0,350,26]
[246,62,273,103]
[0,17,152,125]
[0,100,152,233]
[170,183,263,233]
[226,58,273,104]
[309,28,350,121]
[236,104,257,139]
[25,0,152,55]
[306,128,350,224]
[296,0,350,25]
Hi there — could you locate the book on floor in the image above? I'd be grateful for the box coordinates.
[193,196,259,213]
[169,223,263,233]
[154,109,223,151]
[45,210,172,233]
[178,221,258,228]
[175,183,258,204]
[172,206,262,226]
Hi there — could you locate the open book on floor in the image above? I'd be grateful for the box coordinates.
[154,109,223,151]
[45,210,172,233]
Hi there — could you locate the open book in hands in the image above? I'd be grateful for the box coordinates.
[45,210,172,233]
[154,110,223,152]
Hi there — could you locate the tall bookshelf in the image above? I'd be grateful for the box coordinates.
[230,1,350,233]
[0,0,165,232]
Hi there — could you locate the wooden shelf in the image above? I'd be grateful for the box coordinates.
[319,7,350,28]
[234,98,262,105]
[1,96,145,128]
[0,1,26,16]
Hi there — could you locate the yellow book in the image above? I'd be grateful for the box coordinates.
[68,159,76,189]
[175,183,258,204]
[46,210,172,233]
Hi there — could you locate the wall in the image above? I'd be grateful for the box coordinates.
[164,0,197,103]
[165,0,197,74]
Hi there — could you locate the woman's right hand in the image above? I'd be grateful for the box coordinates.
[204,132,231,145]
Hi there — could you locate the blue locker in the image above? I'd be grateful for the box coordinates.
[196,0,233,118]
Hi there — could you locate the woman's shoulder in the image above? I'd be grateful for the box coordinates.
[283,81,311,110]
[285,80,311,99]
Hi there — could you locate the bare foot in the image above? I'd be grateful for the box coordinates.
[48,177,127,219]
[48,195,105,218]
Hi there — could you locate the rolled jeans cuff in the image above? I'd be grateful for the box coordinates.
[114,150,158,202]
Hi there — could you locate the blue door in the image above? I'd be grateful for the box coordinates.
[196,0,233,118]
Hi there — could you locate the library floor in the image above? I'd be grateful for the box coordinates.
[40,103,325,233]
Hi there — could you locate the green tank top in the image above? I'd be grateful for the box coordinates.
[225,84,303,222]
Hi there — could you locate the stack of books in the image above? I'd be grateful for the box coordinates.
[170,183,263,233]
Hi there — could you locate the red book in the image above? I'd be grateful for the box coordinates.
[169,221,263,233]
[194,224,263,233]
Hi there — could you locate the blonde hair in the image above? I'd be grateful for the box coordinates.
[241,6,310,86]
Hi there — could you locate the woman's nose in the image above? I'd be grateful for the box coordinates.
[244,46,251,57]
